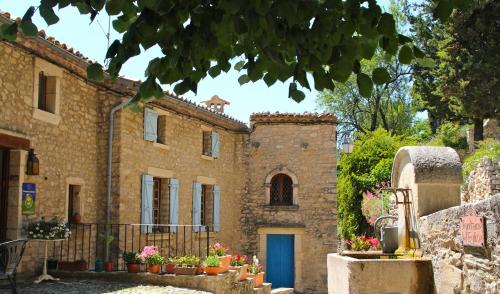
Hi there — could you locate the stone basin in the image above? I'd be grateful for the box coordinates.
[327,253,435,294]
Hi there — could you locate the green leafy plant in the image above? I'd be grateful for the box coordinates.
[209,242,228,257]
[1,1,463,104]
[428,122,468,149]
[230,255,247,267]
[174,255,200,268]
[204,255,221,268]
[247,256,262,274]
[463,139,500,180]
[361,188,391,226]
[122,252,142,264]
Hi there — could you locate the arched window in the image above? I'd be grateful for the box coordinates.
[270,174,293,205]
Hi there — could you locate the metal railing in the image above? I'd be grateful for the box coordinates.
[2,224,211,271]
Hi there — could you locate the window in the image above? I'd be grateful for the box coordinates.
[157,115,167,144]
[201,185,214,227]
[68,185,81,222]
[37,71,57,113]
[152,177,169,231]
[270,174,293,206]
[144,108,167,145]
[202,131,219,158]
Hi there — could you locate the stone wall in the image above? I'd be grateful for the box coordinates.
[463,157,500,202]
[242,114,337,294]
[419,195,499,294]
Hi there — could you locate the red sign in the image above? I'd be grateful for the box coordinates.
[461,209,486,247]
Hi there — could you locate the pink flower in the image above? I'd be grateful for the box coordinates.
[139,245,159,260]
[368,237,380,248]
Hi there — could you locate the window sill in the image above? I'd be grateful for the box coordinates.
[153,142,170,150]
[263,205,299,211]
[33,109,61,125]
[201,154,214,161]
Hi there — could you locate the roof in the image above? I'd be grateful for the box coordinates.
[0,10,247,130]
[201,95,231,105]
[250,112,338,125]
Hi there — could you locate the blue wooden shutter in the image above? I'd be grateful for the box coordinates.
[211,132,219,158]
[169,178,179,233]
[141,174,154,233]
[213,184,221,232]
[144,108,158,142]
[192,182,202,232]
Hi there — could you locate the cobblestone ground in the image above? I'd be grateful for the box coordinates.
[0,279,213,294]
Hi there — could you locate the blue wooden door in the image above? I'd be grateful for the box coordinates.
[266,234,294,288]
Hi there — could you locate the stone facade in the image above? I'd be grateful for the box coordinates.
[463,157,500,202]
[0,12,337,293]
[243,114,338,293]
[419,195,499,294]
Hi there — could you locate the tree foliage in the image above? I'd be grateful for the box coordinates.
[337,128,414,239]
[0,0,459,103]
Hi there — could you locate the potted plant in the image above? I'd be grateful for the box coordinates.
[210,242,231,273]
[95,258,104,272]
[123,251,142,273]
[344,235,378,251]
[164,257,176,274]
[247,256,265,288]
[173,255,200,275]
[229,254,248,280]
[140,245,164,274]
[47,258,58,270]
[72,212,81,224]
[203,255,222,275]
[103,227,114,272]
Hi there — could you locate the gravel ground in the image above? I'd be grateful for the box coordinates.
[0,279,213,294]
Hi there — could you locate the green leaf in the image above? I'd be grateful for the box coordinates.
[288,82,305,102]
[398,45,414,64]
[372,68,391,85]
[87,63,104,81]
[139,76,164,99]
[105,40,121,59]
[413,46,425,59]
[377,13,396,36]
[434,0,453,22]
[112,17,130,33]
[238,74,250,85]
[40,5,60,25]
[106,0,124,15]
[263,73,277,87]
[1,23,18,41]
[90,0,106,11]
[356,73,373,98]
[234,60,245,71]
[208,65,221,78]
[22,6,36,21]
[398,34,412,45]
[416,57,435,68]
[20,20,38,37]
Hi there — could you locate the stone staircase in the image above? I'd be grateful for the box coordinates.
[271,288,294,294]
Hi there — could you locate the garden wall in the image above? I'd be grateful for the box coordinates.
[462,157,500,202]
[419,194,499,294]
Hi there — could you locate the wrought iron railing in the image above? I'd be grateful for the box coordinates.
[3,224,211,271]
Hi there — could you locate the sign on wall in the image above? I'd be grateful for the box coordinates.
[22,183,36,215]
[461,209,486,247]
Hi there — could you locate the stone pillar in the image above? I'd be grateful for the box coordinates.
[6,149,27,240]
[391,146,463,249]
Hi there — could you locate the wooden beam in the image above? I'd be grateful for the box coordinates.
[0,133,30,150]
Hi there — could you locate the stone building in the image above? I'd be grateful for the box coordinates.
[0,12,337,293]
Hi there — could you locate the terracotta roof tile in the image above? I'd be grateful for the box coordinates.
[250,112,337,124]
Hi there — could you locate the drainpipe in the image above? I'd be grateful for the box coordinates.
[105,97,132,261]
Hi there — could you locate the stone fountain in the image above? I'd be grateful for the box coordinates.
[327,146,463,294]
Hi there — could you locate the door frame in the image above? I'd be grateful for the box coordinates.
[257,227,304,290]
[0,149,9,240]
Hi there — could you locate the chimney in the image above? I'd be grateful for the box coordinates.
[201,95,230,113]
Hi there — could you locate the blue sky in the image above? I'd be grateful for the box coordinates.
[2,1,389,122]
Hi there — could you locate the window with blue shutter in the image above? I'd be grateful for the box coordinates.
[141,174,154,233]
[169,178,179,233]
[213,184,221,232]
[144,108,158,142]
[192,182,202,232]
[211,132,219,158]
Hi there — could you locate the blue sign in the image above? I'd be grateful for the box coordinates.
[22,183,36,215]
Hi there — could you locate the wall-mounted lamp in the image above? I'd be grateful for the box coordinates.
[342,139,354,155]
[26,148,40,175]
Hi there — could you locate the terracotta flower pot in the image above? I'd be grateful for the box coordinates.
[229,264,248,280]
[174,266,197,275]
[164,262,175,274]
[72,213,81,224]
[195,264,204,275]
[204,266,222,275]
[104,261,113,272]
[148,264,161,274]
[126,263,140,273]
[248,272,265,287]
[218,255,231,273]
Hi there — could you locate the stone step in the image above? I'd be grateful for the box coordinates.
[253,283,272,294]
[271,288,294,294]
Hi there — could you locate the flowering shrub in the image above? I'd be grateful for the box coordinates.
[25,217,70,240]
[122,251,142,264]
[361,184,391,226]
[247,256,262,274]
[209,242,228,256]
[174,255,201,268]
[344,235,381,251]
[139,245,164,265]
[230,254,247,266]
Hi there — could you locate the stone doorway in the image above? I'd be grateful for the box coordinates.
[0,149,9,241]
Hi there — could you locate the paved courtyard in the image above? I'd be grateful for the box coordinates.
[0,279,212,294]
